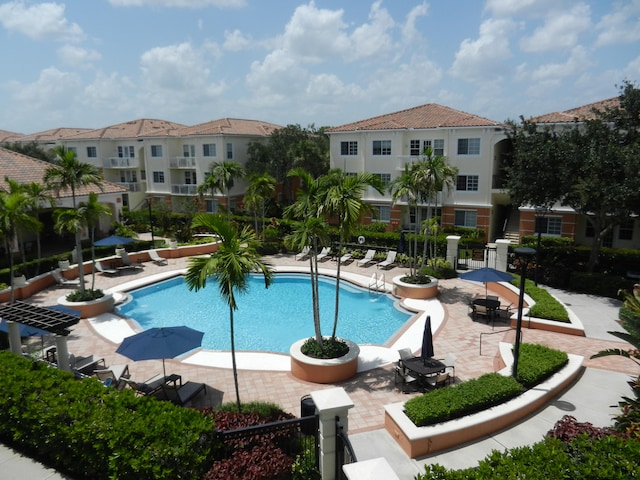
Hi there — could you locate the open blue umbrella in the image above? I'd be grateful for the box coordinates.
[94,235,135,247]
[459,267,515,298]
[420,315,434,363]
[115,326,204,377]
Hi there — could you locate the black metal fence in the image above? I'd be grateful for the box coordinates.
[457,243,497,270]
[335,417,357,480]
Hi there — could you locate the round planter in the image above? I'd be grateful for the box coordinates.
[115,248,126,257]
[12,275,26,288]
[58,260,70,270]
[168,240,178,249]
[392,275,439,299]
[58,293,115,319]
[290,338,360,384]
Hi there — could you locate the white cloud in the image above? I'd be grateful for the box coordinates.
[245,49,309,105]
[223,29,252,51]
[107,0,245,7]
[596,0,640,46]
[450,18,516,83]
[82,72,136,110]
[11,67,82,108]
[485,0,560,18]
[0,1,83,42]
[529,45,592,82]
[520,4,591,53]
[348,0,396,61]
[401,2,429,45]
[57,45,101,67]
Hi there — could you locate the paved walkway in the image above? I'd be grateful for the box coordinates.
[2,252,637,479]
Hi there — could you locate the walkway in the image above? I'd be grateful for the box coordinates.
[3,252,637,479]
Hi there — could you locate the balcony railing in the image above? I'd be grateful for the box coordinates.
[171,184,198,195]
[395,155,421,171]
[117,182,141,192]
[105,157,138,168]
[170,157,197,168]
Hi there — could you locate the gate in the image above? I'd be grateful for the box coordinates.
[457,243,497,270]
[335,416,357,480]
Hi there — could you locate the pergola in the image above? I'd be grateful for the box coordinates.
[1,301,80,371]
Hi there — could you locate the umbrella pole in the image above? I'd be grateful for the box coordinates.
[162,358,166,379]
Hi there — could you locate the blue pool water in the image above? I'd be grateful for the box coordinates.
[117,273,412,353]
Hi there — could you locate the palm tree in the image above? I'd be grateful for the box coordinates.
[388,165,421,277]
[184,213,273,412]
[78,192,111,290]
[44,147,102,292]
[198,161,246,220]
[323,169,384,338]
[22,181,54,275]
[244,172,276,237]
[0,186,41,303]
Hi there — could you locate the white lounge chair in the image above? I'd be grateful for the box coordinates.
[51,269,80,287]
[120,251,143,269]
[357,249,377,267]
[377,250,397,269]
[316,247,331,262]
[339,253,352,264]
[149,249,168,265]
[96,261,119,276]
[295,246,310,261]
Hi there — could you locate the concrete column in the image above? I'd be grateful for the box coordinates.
[495,239,511,272]
[311,387,354,480]
[54,335,71,372]
[7,321,22,355]
[446,235,461,269]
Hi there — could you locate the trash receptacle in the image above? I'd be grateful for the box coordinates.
[300,394,316,435]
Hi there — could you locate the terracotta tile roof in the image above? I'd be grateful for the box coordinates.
[148,117,283,137]
[0,146,127,198]
[0,129,24,143]
[327,103,504,132]
[529,97,620,123]
[18,127,93,143]
[63,118,186,140]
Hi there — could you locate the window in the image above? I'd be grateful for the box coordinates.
[184,171,197,185]
[410,140,421,156]
[205,199,218,213]
[373,173,391,187]
[372,140,391,156]
[152,171,165,183]
[454,210,477,228]
[140,169,146,180]
[340,141,358,155]
[372,205,390,223]
[183,144,195,157]
[86,146,97,158]
[151,145,163,157]
[619,220,634,240]
[535,217,561,236]
[118,146,134,158]
[119,170,137,183]
[456,175,479,191]
[457,138,480,155]
[433,139,444,156]
[203,143,216,157]
[226,143,233,160]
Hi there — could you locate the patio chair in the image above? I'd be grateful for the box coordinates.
[316,247,331,262]
[51,269,80,287]
[69,353,106,376]
[295,246,310,261]
[156,381,207,406]
[440,352,456,380]
[356,249,377,267]
[338,253,352,264]
[96,261,119,276]
[377,250,397,269]
[149,249,168,265]
[94,364,131,390]
[120,251,143,269]
[424,372,450,389]
[394,348,418,393]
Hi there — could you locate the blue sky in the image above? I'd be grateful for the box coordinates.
[1,0,639,134]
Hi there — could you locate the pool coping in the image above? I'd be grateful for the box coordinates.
[86,266,445,372]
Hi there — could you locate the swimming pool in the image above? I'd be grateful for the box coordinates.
[117,273,412,354]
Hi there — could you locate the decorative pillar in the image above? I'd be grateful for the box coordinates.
[446,235,461,269]
[310,387,354,480]
[7,321,22,355]
[54,335,71,372]
[495,239,511,272]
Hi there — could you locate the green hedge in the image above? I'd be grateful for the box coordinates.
[512,276,570,322]
[515,343,568,388]
[0,352,217,480]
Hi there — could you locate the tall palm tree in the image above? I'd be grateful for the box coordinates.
[0,186,41,303]
[198,161,246,220]
[244,172,276,237]
[388,165,421,277]
[323,169,384,338]
[78,192,111,290]
[184,213,273,412]
[44,147,102,292]
[22,181,54,275]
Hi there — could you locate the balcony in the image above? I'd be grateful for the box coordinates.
[171,184,198,195]
[396,155,421,171]
[117,182,141,192]
[170,157,197,168]
[104,157,139,168]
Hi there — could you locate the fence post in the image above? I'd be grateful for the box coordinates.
[495,239,511,272]
[446,235,461,269]
[311,387,354,480]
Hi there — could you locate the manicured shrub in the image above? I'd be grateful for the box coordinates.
[547,415,623,442]
[515,343,568,388]
[511,275,570,322]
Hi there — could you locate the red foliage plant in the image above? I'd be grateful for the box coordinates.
[203,445,292,480]
[546,415,626,442]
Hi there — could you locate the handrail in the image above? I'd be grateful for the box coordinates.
[368,272,386,292]
[479,327,517,356]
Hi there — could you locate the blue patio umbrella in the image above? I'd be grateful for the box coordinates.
[420,315,434,363]
[459,267,515,298]
[115,326,204,377]
[0,318,49,337]
[94,235,135,247]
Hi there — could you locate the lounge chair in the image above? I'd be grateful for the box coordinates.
[339,253,352,264]
[96,261,118,276]
[52,269,80,287]
[377,250,397,269]
[316,247,331,262]
[124,373,182,396]
[119,251,143,269]
[69,353,106,376]
[156,381,207,406]
[149,249,168,265]
[295,246,310,261]
[356,249,377,267]
[94,364,131,390]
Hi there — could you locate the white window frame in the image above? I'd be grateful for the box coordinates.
[410,140,421,156]
[457,138,480,155]
[536,216,562,236]
[118,146,134,158]
[373,173,391,188]
[372,140,391,156]
[205,199,218,213]
[340,141,358,156]
[184,171,197,185]
[86,146,97,158]
[152,171,165,183]
[372,205,391,223]
[150,145,163,157]
[456,175,479,191]
[454,210,477,228]
[226,143,233,160]
[203,143,216,157]
[183,144,195,157]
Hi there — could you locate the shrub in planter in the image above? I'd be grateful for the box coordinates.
[300,336,349,359]
[66,289,104,302]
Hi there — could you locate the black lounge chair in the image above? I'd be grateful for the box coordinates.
[157,381,206,406]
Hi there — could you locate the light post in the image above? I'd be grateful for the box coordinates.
[147,198,155,245]
[534,207,546,286]
[513,246,536,380]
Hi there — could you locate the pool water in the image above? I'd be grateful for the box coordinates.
[117,273,412,353]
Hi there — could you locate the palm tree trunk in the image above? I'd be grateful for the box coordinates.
[332,229,343,339]
[310,241,323,347]
[229,306,241,412]
[7,239,15,304]
[75,231,85,292]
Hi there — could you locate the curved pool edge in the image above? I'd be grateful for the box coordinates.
[90,266,445,372]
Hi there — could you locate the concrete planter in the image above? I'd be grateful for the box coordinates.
[290,338,360,383]
[392,275,439,299]
[58,260,70,270]
[58,292,115,319]
[11,275,26,288]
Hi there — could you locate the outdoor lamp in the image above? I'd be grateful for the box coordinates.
[512,247,536,380]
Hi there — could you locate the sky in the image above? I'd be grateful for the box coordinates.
[1,0,639,134]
